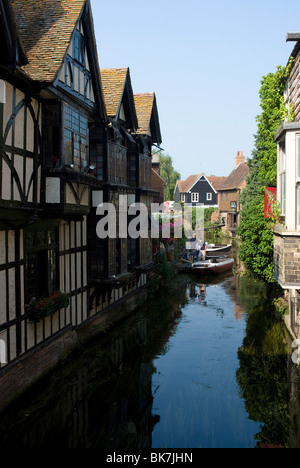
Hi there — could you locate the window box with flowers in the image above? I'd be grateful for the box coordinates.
[26,291,70,322]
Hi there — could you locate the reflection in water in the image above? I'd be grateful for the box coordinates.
[0,272,294,448]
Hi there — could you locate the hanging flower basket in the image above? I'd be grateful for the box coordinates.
[26,291,70,322]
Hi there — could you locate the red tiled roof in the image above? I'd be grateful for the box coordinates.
[207,176,227,192]
[219,163,249,191]
[12,0,86,82]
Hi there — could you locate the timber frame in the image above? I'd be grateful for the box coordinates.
[0,0,163,384]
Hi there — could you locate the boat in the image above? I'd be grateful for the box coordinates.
[191,258,235,275]
[206,243,232,257]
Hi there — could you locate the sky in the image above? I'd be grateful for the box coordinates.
[90,0,300,180]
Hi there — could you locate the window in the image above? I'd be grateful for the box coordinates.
[191,193,199,203]
[207,193,212,201]
[279,140,286,216]
[107,142,127,184]
[43,103,61,168]
[230,201,237,210]
[297,135,300,180]
[25,229,58,303]
[63,104,88,168]
[181,194,185,202]
[73,30,85,65]
[297,185,300,229]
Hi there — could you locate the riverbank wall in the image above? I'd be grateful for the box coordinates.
[0,250,177,412]
[0,284,149,412]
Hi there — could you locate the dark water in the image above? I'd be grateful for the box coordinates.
[0,272,293,448]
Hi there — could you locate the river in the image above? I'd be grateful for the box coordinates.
[0,269,297,448]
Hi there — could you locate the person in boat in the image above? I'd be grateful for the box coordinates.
[189,233,206,261]
[197,238,206,260]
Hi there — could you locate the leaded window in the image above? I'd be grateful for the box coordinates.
[24,228,58,303]
[63,104,88,168]
[73,30,85,66]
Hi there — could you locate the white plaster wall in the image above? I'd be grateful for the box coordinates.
[46,178,61,204]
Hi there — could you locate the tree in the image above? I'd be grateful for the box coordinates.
[238,61,294,284]
[154,151,181,201]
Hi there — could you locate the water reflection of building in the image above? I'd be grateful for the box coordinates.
[0,280,186,448]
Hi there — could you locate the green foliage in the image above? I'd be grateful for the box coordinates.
[255,60,294,186]
[147,252,175,296]
[154,151,181,201]
[238,60,294,284]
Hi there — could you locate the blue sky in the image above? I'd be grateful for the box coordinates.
[90,0,300,180]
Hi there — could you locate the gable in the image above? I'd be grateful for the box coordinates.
[56,17,96,107]
[134,93,162,145]
[191,177,216,195]
[12,0,86,82]
[100,68,138,131]
[11,0,106,119]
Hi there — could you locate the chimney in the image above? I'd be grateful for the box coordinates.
[235,151,245,167]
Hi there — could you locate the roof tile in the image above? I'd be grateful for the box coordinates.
[12,0,86,82]
[134,93,154,135]
[100,68,129,117]
[219,163,249,191]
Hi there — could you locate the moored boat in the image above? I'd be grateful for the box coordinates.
[191,258,235,275]
[206,244,232,257]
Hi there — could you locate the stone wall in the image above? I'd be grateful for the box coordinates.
[274,229,300,288]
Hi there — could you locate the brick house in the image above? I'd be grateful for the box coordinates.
[218,151,249,233]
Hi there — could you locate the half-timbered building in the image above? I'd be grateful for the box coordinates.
[87,73,163,316]
[0,0,107,379]
[0,0,164,405]
[133,92,162,265]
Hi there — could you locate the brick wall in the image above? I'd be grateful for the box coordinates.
[0,287,148,411]
[274,231,300,287]
[0,328,77,411]
[218,190,239,213]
